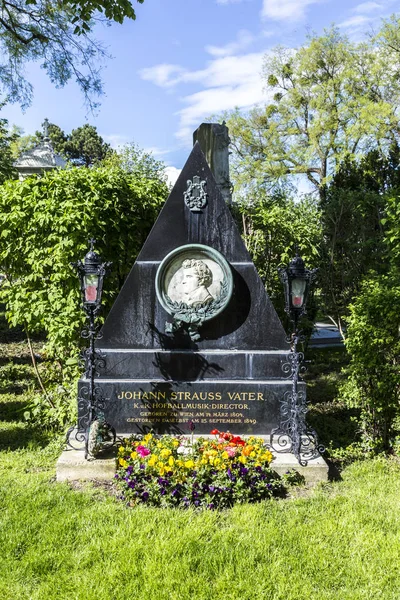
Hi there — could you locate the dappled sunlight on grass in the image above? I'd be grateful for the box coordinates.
[1,316,400,598]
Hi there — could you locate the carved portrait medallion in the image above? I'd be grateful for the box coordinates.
[155,244,233,340]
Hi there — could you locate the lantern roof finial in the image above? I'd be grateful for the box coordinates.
[84,238,100,268]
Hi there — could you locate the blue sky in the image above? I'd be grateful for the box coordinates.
[2,0,398,183]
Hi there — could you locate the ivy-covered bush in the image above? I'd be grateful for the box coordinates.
[0,164,168,427]
[0,165,167,360]
[341,275,400,451]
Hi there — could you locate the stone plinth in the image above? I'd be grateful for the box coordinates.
[56,435,328,485]
[56,435,116,483]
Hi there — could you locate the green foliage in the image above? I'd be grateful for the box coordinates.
[0,113,18,183]
[318,150,393,333]
[341,275,400,451]
[61,124,113,166]
[234,194,321,318]
[0,163,168,375]
[0,0,144,109]
[105,142,167,180]
[382,192,400,267]
[14,121,113,167]
[225,24,399,200]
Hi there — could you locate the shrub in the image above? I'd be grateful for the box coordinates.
[0,164,167,369]
[0,163,168,429]
[340,275,400,451]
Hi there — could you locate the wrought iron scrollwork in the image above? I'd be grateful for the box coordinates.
[66,244,115,459]
[271,333,325,467]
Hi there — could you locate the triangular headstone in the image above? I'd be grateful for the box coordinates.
[101,142,287,350]
[78,143,296,437]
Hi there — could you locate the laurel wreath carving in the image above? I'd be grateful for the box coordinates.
[164,277,230,341]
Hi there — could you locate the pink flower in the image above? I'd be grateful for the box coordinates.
[137,445,151,457]
[226,446,237,457]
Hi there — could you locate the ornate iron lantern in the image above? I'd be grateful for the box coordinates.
[279,252,315,329]
[66,239,115,459]
[75,239,107,313]
[271,251,324,466]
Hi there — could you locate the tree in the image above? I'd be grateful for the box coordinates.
[0,116,18,182]
[11,122,68,158]
[226,25,399,201]
[105,142,167,180]
[13,122,112,167]
[0,0,144,109]
[231,191,321,332]
[317,146,400,335]
[61,124,113,166]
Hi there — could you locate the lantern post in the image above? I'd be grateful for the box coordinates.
[271,252,324,466]
[66,239,115,459]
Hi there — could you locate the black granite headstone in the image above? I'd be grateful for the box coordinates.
[78,143,297,436]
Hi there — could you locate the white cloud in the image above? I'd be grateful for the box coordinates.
[261,0,321,21]
[139,39,271,146]
[353,1,382,12]
[144,146,172,157]
[175,53,267,144]
[216,0,245,4]
[339,15,371,29]
[164,166,181,187]
[102,133,131,148]
[339,0,393,37]
[206,29,255,57]
[139,64,185,88]
[141,53,265,91]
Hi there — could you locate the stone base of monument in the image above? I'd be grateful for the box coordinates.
[56,432,116,483]
[270,452,329,484]
[56,432,328,485]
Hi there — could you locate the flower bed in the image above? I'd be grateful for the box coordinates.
[115,430,296,509]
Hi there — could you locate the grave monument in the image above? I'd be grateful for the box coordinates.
[75,138,302,438]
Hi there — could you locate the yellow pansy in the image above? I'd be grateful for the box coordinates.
[144,433,152,442]
[157,461,165,469]
[118,446,125,454]
[260,452,272,462]
[214,458,221,466]
[160,448,171,459]
[130,451,138,460]
[250,451,256,458]
[148,455,157,467]
[168,456,174,467]
[221,451,229,460]
[184,460,195,469]
[173,439,180,447]
[159,466,165,476]
[238,455,247,464]
[119,458,128,467]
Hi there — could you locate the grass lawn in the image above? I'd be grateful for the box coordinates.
[1,323,400,599]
